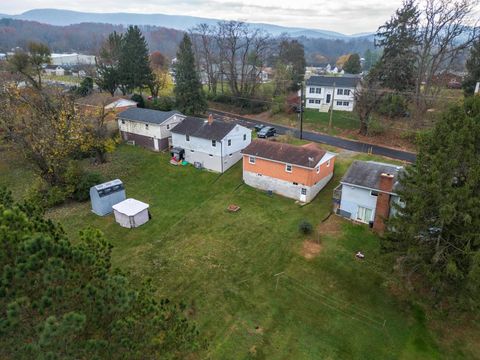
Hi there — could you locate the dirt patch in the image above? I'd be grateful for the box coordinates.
[301,240,323,259]
[317,215,342,238]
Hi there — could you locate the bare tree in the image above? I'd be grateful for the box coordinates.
[355,77,386,136]
[414,0,479,109]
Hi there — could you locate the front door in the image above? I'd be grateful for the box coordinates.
[326,94,331,103]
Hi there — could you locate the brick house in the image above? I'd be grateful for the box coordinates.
[333,160,403,232]
[241,140,336,202]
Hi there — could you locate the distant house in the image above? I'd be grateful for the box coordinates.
[105,99,138,111]
[118,108,185,151]
[333,160,403,232]
[76,93,137,113]
[475,82,480,95]
[242,140,336,202]
[259,67,274,83]
[305,75,360,112]
[43,64,65,76]
[171,115,252,173]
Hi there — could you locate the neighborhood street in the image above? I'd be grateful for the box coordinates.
[210,109,417,163]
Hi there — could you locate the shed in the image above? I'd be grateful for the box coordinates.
[112,198,150,228]
[90,179,126,216]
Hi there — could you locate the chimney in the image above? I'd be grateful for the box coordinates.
[208,113,214,125]
[373,173,394,234]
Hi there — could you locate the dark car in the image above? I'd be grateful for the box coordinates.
[257,126,276,138]
[253,124,265,132]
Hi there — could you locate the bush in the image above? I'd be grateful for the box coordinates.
[131,94,145,108]
[26,180,69,209]
[367,117,385,136]
[146,96,175,111]
[298,220,313,235]
[72,171,103,201]
[377,94,409,118]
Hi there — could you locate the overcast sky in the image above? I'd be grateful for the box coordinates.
[0,0,410,34]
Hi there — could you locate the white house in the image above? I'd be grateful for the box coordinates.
[305,75,361,112]
[43,65,65,76]
[334,160,403,232]
[171,115,252,173]
[118,108,185,151]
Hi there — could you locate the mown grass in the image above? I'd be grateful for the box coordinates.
[1,144,478,359]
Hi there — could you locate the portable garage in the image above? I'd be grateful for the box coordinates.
[90,179,126,216]
[112,198,150,228]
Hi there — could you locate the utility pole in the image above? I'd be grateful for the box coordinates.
[329,81,336,128]
[299,82,304,139]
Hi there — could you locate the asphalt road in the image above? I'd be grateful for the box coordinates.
[209,109,417,163]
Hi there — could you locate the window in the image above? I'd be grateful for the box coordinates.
[209,154,213,157]
[145,124,149,129]
[301,188,307,195]
[326,160,331,167]
[249,156,256,164]
[315,87,321,94]
[166,124,170,130]
[212,140,216,147]
[121,119,125,124]
[308,99,315,104]
[285,164,292,173]
[344,89,351,96]
[337,89,344,95]
[371,190,379,197]
[309,87,315,94]
[293,182,298,185]
[186,135,190,141]
[337,101,343,106]
[314,100,321,104]
[190,150,194,152]
[316,166,320,173]
[243,134,246,141]
[228,139,231,146]
[229,153,232,157]
[357,206,373,223]
[343,101,349,106]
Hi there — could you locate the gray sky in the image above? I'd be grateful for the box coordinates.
[0,0,408,34]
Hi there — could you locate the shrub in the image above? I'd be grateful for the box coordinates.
[147,96,175,111]
[26,180,69,209]
[131,94,145,108]
[367,117,385,136]
[298,220,313,235]
[72,171,103,201]
[377,94,409,118]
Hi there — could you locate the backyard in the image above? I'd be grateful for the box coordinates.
[1,144,478,359]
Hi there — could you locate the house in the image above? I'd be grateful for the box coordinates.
[105,98,138,111]
[305,75,360,112]
[475,81,480,95]
[112,198,150,228]
[43,64,65,76]
[241,140,336,202]
[118,108,185,151]
[90,179,126,216]
[171,115,252,173]
[76,93,138,113]
[259,67,274,83]
[333,160,403,232]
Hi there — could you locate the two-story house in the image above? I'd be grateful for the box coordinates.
[305,75,360,112]
[333,160,403,232]
[241,140,336,202]
[171,115,252,173]
[117,108,185,151]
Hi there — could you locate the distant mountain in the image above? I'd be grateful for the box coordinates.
[0,8,374,40]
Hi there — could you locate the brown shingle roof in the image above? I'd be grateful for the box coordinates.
[241,139,326,168]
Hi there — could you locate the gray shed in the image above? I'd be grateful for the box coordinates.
[90,179,126,216]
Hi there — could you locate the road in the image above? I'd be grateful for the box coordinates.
[209,109,417,163]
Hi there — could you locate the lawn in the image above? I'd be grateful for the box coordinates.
[1,144,478,359]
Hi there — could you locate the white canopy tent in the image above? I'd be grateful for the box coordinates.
[112,198,150,228]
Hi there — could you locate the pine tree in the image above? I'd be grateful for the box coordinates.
[462,38,480,96]
[174,34,207,115]
[343,53,361,74]
[375,0,419,91]
[0,188,201,358]
[386,96,480,311]
[96,31,123,96]
[118,26,153,94]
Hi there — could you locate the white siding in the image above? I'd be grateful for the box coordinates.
[118,119,162,139]
[305,85,357,112]
[339,185,378,223]
[159,115,185,139]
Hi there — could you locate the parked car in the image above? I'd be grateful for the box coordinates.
[257,126,276,138]
[254,124,265,132]
[447,80,462,89]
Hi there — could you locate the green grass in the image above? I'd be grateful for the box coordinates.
[1,144,478,359]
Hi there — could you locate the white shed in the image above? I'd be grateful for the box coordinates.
[112,198,150,228]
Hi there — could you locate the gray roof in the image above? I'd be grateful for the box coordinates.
[341,161,403,193]
[118,108,182,125]
[170,116,236,141]
[306,75,360,88]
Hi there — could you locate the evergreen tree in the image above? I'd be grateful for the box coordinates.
[96,31,123,96]
[343,53,361,74]
[462,38,480,96]
[174,34,207,115]
[386,96,480,311]
[118,26,153,95]
[0,189,201,358]
[375,0,419,91]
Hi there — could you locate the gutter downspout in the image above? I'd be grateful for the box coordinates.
[220,139,224,173]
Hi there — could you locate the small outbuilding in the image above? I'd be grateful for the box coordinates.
[112,198,150,228]
[90,179,126,216]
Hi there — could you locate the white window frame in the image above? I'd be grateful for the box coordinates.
[337,89,343,95]
[343,101,349,106]
[326,160,331,167]
[315,87,321,94]
[212,140,216,147]
[243,134,246,141]
[301,188,307,195]
[228,139,232,146]
[145,124,149,129]
[357,206,373,223]
[315,99,321,104]
[285,164,292,173]
[309,87,315,94]
[336,101,343,106]
[121,119,125,124]
[344,89,351,96]
[166,124,170,130]
[249,156,256,164]
[308,99,315,104]
[186,134,190,141]
[316,166,320,173]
